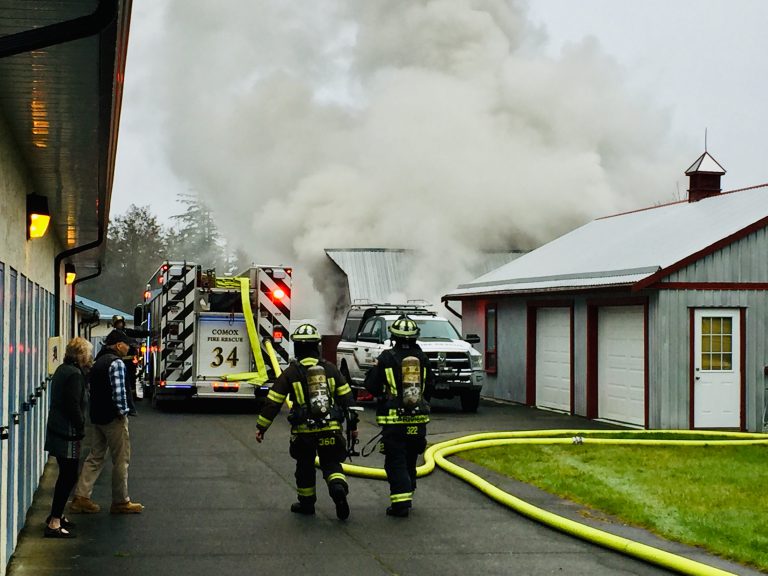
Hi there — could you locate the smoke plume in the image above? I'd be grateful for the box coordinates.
[148,0,688,324]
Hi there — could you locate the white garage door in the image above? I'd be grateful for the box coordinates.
[598,306,645,426]
[536,307,571,412]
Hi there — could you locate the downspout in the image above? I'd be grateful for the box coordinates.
[70,264,103,339]
[442,297,462,320]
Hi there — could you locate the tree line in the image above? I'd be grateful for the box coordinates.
[79,193,249,314]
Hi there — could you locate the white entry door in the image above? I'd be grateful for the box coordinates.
[535,308,571,412]
[598,306,645,426]
[693,309,741,428]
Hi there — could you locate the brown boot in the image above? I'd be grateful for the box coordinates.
[69,496,101,514]
[110,500,144,514]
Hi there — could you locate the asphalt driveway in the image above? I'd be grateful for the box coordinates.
[7,398,760,576]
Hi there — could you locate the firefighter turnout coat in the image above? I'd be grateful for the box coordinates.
[256,356,354,435]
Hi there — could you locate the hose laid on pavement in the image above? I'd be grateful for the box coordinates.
[340,429,768,576]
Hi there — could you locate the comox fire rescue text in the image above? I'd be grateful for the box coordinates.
[134,262,292,406]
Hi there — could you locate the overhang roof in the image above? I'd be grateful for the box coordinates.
[446,184,768,299]
[0,0,132,274]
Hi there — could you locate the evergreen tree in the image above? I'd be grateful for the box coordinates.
[167,192,225,269]
[79,205,168,313]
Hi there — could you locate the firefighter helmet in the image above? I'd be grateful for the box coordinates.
[112,315,125,327]
[389,315,419,339]
[292,323,322,342]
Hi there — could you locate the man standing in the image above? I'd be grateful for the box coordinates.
[69,330,144,514]
[255,323,357,520]
[111,314,149,412]
[365,315,433,517]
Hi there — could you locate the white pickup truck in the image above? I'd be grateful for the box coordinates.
[335,304,485,412]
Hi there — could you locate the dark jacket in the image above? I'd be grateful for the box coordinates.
[45,360,88,457]
[89,346,124,425]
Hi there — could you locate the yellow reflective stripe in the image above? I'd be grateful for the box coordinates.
[328,377,336,395]
[292,381,305,405]
[257,415,272,428]
[390,492,413,503]
[294,422,342,433]
[297,486,316,497]
[299,357,319,367]
[327,473,346,483]
[385,367,397,396]
[336,383,351,396]
[267,390,286,404]
[376,411,429,425]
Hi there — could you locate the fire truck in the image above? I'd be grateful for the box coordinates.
[135,262,292,406]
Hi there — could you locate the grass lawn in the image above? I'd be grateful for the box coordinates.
[460,436,768,571]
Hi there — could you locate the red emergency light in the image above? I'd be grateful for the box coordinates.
[273,330,284,342]
[143,290,152,301]
[272,288,286,301]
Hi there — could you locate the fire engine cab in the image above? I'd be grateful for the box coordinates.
[135,262,292,406]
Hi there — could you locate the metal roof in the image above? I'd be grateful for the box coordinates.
[685,151,726,175]
[75,295,132,321]
[0,0,132,274]
[326,249,525,304]
[325,249,415,304]
[447,184,768,298]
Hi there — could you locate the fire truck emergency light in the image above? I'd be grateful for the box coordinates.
[273,330,284,342]
[272,288,286,301]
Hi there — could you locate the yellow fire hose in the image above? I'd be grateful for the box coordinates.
[337,429,768,576]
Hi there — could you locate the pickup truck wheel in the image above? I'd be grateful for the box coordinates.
[460,390,480,413]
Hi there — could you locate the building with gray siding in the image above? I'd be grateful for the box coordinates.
[445,153,768,432]
[0,3,131,572]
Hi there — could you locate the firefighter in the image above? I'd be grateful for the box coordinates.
[364,315,433,517]
[254,323,357,520]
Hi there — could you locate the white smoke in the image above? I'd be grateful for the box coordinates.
[149,0,688,322]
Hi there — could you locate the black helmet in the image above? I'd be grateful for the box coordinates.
[112,315,125,326]
[291,323,321,342]
[389,315,419,340]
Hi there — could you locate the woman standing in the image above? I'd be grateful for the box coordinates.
[44,337,93,538]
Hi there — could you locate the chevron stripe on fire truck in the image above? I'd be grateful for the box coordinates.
[258,271,291,363]
[161,264,197,382]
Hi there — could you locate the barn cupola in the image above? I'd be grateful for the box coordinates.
[685,151,726,202]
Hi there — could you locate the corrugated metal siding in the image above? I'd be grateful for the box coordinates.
[653,227,768,431]
[651,289,768,431]
[664,227,768,283]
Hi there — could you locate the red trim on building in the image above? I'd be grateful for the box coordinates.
[655,282,768,291]
[690,307,747,430]
[484,302,497,374]
[688,308,695,430]
[586,305,598,419]
[585,297,649,424]
[633,215,768,291]
[740,308,747,431]
[525,305,536,406]
[525,300,574,411]
[643,300,649,429]
[570,305,575,415]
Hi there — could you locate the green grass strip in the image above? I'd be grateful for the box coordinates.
[462,442,768,571]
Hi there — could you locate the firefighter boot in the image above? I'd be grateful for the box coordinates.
[329,481,350,521]
[386,503,410,518]
[290,496,315,515]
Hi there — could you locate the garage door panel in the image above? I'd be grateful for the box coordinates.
[536,308,571,412]
[598,306,645,426]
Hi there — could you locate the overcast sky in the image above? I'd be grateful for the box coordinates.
[109,0,768,318]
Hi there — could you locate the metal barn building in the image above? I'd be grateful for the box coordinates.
[445,153,768,432]
[0,3,131,572]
